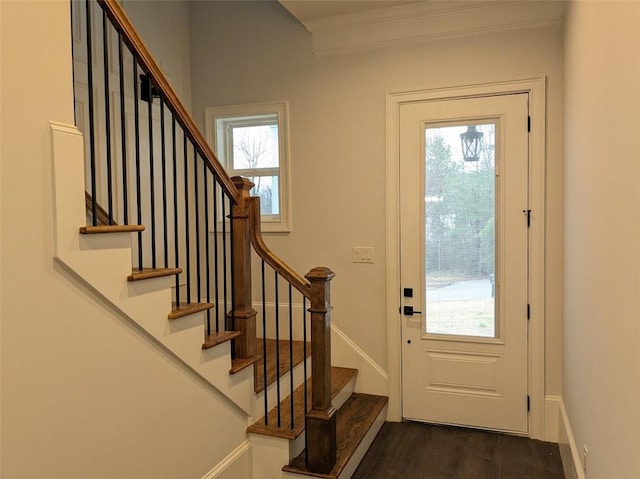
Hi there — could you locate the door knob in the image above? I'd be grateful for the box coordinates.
[403,306,422,316]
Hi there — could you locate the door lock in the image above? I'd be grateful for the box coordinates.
[403,305,422,316]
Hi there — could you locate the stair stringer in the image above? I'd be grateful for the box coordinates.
[50,121,254,414]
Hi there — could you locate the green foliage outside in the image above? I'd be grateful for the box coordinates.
[425,133,495,282]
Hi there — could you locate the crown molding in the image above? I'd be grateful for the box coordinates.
[292,1,563,56]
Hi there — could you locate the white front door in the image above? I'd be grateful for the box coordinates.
[400,94,529,433]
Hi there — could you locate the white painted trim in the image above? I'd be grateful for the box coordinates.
[385,77,546,440]
[545,395,561,443]
[204,101,292,233]
[558,399,585,479]
[296,1,563,56]
[201,440,252,479]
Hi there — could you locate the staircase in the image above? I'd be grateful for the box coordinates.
[58,1,388,478]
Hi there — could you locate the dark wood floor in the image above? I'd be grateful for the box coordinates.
[353,422,565,479]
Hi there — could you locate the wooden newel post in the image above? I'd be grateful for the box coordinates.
[305,266,337,474]
[229,177,257,360]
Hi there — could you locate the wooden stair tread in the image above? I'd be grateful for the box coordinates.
[283,393,388,479]
[247,367,357,440]
[254,338,311,393]
[230,355,260,374]
[80,224,145,234]
[202,331,241,349]
[168,301,214,320]
[127,267,182,282]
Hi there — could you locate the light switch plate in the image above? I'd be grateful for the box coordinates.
[352,246,374,263]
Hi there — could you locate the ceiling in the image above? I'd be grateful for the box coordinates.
[278,1,420,24]
[277,1,564,56]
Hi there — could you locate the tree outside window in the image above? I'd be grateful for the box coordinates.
[206,102,291,232]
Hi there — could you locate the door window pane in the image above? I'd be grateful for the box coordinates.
[424,123,496,337]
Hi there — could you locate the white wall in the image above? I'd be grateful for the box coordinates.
[0,2,247,477]
[123,0,193,110]
[189,1,564,397]
[563,1,640,477]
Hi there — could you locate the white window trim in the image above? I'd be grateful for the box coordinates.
[205,101,292,233]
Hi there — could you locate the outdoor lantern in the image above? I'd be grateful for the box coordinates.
[460,126,483,162]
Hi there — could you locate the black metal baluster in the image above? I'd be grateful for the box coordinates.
[194,146,201,304]
[133,59,143,271]
[160,97,168,267]
[289,284,294,430]
[213,180,220,332]
[183,135,191,303]
[85,0,97,225]
[101,10,113,224]
[262,260,268,424]
[275,271,281,428]
[147,75,156,268]
[118,32,128,224]
[172,118,180,308]
[204,163,211,335]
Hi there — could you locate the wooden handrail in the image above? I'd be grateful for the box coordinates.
[246,195,311,298]
[97,0,240,205]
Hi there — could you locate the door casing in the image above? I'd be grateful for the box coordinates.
[385,77,547,440]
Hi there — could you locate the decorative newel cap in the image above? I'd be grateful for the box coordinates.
[231,176,255,193]
[305,267,336,282]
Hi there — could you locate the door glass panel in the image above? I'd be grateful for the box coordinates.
[424,123,496,337]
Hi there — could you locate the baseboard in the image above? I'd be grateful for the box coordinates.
[201,440,251,479]
[544,395,561,443]
[331,323,389,397]
[558,398,585,479]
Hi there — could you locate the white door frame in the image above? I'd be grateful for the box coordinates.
[385,76,546,440]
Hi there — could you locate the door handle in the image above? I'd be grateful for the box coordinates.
[403,306,422,316]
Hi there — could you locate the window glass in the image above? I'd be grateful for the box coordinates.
[231,124,279,170]
[424,123,497,338]
[205,102,291,232]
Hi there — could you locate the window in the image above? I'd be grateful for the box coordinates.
[206,101,291,232]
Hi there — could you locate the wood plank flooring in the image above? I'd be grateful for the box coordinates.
[353,422,565,479]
